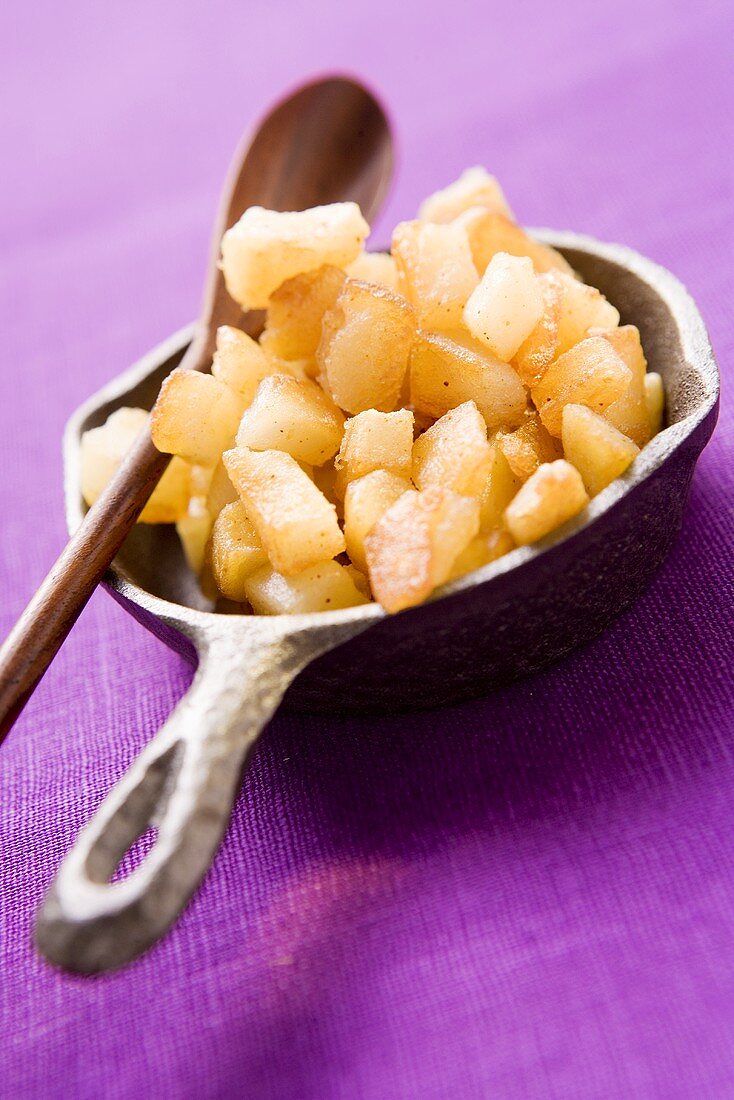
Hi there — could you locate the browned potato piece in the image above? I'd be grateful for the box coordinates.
[455,209,574,276]
[409,331,527,431]
[597,326,651,447]
[220,203,369,309]
[645,373,665,435]
[513,272,565,386]
[259,265,346,362]
[392,220,478,331]
[477,443,523,531]
[531,336,632,437]
[562,404,640,497]
[496,414,561,482]
[317,279,415,414]
[365,487,480,612]
[554,273,620,354]
[344,470,412,573]
[343,563,372,599]
[418,167,513,223]
[463,253,544,361]
[210,501,268,600]
[236,374,344,465]
[223,446,345,575]
[176,497,212,574]
[151,371,246,467]
[447,528,515,580]
[211,325,272,403]
[504,460,589,545]
[243,560,369,615]
[206,457,238,520]
[412,401,491,496]
[335,408,414,486]
[346,252,399,290]
[81,407,191,523]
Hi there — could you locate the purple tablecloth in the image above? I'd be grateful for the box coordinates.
[2,1,732,1096]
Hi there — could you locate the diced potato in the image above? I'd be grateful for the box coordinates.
[346,251,399,290]
[365,487,480,613]
[176,496,212,574]
[344,470,412,573]
[531,336,632,437]
[210,325,273,403]
[343,563,372,599]
[513,272,564,386]
[335,408,414,487]
[554,273,620,355]
[504,460,589,545]
[243,560,369,615]
[478,444,523,531]
[223,446,345,574]
[595,326,650,446]
[220,203,369,309]
[81,407,190,523]
[236,374,344,465]
[645,372,665,436]
[455,209,574,276]
[412,401,491,497]
[189,464,215,499]
[496,414,561,482]
[409,330,527,431]
[259,265,346,361]
[464,253,544,361]
[418,167,513,224]
[209,501,268,600]
[317,280,415,414]
[447,528,515,580]
[151,371,246,467]
[392,220,478,330]
[206,457,238,519]
[561,404,640,497]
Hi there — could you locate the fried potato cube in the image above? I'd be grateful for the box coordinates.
[209,501,268,600]
[464,253,544,361]
[554,273,620,354]
[409,330,527,431]
[344,469,412,573]
[206,457,238,520]
[561,404,640,497]
[418,167,513,224]
[366,487,480,612]
[223,446,345,574]
[243,560,369,615]
[220,203,369,309]
[645,372,665,436]
[346,251,399,290]
[531,336,632,437]
[81,407,190,523]
[259,265,346,362]
[343,563,372,599]
[176,496,212,574]
[513,271,564,386]
[236,374,344,465]
[335,408,414,487]
[317,279,415,414]
[504,460,589,546]
[596,325,651,447]
[496,414,561,482]
[210,325,272,403]
[455,209,574,276]
[447,528,515,580]
[412,401,491,497]
[151,371,246,467]
[478,444,522,531]
[392,220,478,331]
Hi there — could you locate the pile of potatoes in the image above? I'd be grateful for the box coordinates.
[81,167,664,615]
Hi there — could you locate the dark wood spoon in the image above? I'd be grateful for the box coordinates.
[0,75,392,740]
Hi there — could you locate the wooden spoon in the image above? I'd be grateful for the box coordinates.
[0,76,392,740]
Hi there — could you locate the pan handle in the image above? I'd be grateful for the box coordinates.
[34,619,359,974]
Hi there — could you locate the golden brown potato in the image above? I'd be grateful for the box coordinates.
[335,408,414,487]
[151,371,246,467]
[597,326,651,447]
[645,372,665,436]
[554,273,620,354]
[236,374,344,465]
[512,271,565,386]
[447,528,515,580]
[418,167,513,224]
[211,325,273,403]
[176,496,212,574]
[504,460,589,545]
[412,401,491,497]
[454,209,574,276]
[496,414,561,482]
[464,252,544,361]
[210,501,268,600]
[346,251,399,290]
[205,457,238,520]
[223,446,345,574]
[531,336,632,437]
[477,443,523,531]
[220,203,369,309]
[243,560,369,614]
[344,469,412,573]
[259,265,346,362]
[365,486,479,612]
[317,279,415,414]
[392,220,478,331]
[409,330,527,431]
[562,404,639,496]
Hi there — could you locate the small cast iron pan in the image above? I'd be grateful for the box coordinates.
[36,231,719,974]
